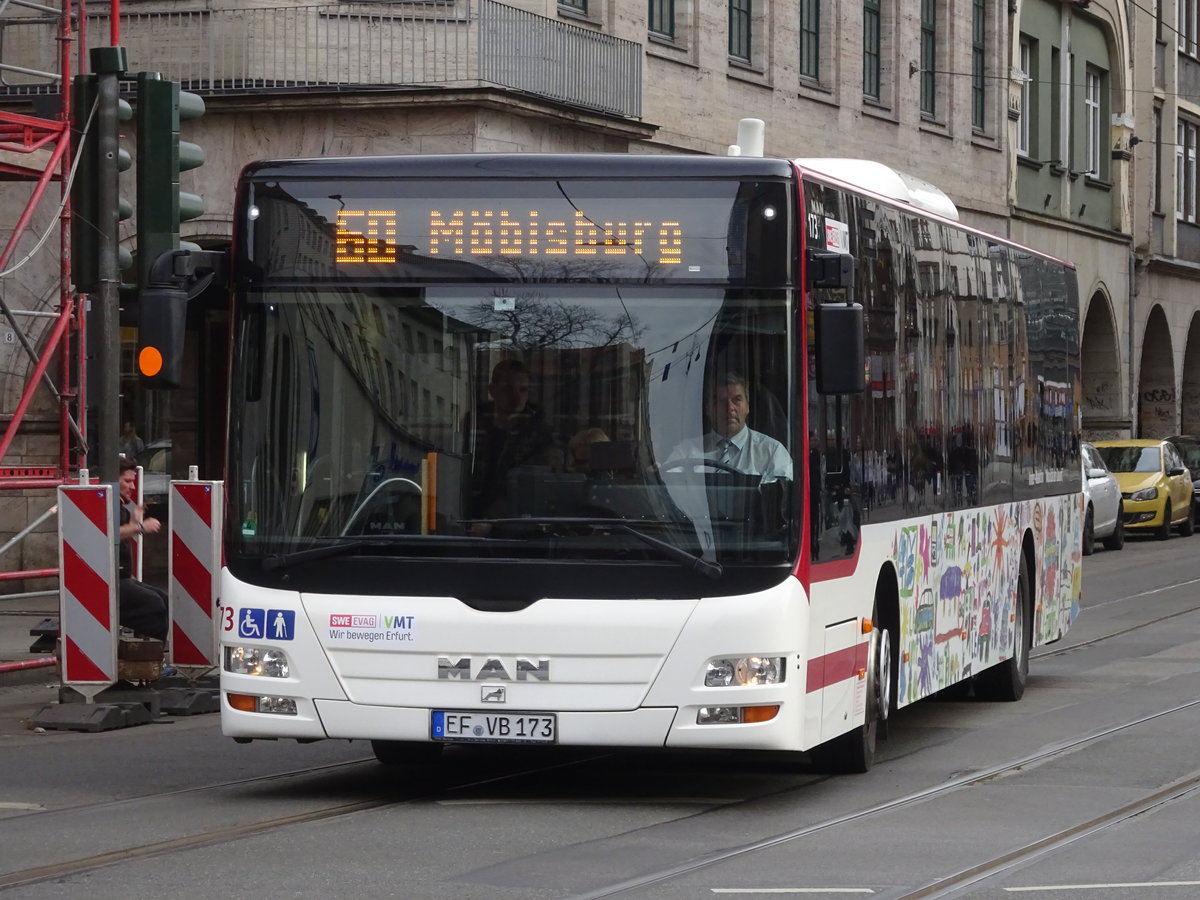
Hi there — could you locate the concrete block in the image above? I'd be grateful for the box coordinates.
[34,701,152,732]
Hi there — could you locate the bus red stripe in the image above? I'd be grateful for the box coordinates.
[806,641,868,692]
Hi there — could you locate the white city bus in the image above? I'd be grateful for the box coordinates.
[216,148,1081,772]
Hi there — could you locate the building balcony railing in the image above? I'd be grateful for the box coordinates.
[0,0,642,118]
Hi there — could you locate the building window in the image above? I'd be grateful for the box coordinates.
[1050,47,1062,165]
[729,0,751,61]
[1154,106,1163,213]
[863,0,881,100]
[1084,68,1102,177]
[800,0,820,80]
[559,0,587,13]
[1179,120,1199,222]
[649,0,675,39]
[971,0,986,130]
[1017,36,1033,156]
[1180,0,1199,57]
[920,0,936,116]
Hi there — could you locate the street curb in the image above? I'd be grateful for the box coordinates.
[0,663,59,689]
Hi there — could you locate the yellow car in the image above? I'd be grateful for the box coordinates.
[1093,439,1196,539]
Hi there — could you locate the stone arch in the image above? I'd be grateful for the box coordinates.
[1181,313,1200,435]
[1080,290,1122,435]
[1138,305,1176,436]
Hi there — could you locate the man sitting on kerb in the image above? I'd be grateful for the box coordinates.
[664,373,792,483]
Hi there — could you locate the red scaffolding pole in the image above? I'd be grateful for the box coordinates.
[0,0,97,581]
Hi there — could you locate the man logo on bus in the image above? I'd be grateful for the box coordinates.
[437,656,551,681]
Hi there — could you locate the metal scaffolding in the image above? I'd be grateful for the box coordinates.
[0,0,93,583]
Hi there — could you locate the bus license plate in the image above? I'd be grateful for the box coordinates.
[431,710,556,743]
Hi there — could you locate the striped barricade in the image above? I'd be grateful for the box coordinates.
[168,480,224,669]
[57,483,118,693]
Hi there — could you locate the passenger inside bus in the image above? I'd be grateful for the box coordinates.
[464,358,561,520]
[566,427,611,473]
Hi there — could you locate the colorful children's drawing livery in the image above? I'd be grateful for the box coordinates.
[158,126,1080,772]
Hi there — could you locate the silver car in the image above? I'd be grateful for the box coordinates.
[1081,440,1124,554]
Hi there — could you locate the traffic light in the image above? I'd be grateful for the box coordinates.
[136,279,188,389]
[135,249,224,390]
[135,74,205,290]
[70,71,133,293]
[135,74,205,387]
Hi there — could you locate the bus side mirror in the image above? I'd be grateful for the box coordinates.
[808,251,855,290]
[815,303,865,395]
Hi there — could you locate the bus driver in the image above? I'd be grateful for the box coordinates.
[665,372,791,483]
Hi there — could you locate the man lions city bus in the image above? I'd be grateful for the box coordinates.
[214,147,1081,772]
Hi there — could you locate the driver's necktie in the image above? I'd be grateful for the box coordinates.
[717,438,733,466]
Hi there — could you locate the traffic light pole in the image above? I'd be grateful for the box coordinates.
[90,47,127,486]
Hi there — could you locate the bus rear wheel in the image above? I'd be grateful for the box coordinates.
[371,740,444,765]
[975,554,1030,702]
[808,604,892,774]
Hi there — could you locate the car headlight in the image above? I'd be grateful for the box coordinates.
[1130,487,1159,502]
[224,645,290,678]
[705,656,785,687]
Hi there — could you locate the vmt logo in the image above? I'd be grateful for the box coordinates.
[437,656,551,681]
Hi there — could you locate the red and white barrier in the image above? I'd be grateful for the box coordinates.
[57,483,118,692]
[168,480,223,668]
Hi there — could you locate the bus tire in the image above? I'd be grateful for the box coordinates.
[371,740,444,765]
[975,553,1030,702]
[808,600,892,774]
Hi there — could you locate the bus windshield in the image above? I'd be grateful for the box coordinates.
[227,284,797,582]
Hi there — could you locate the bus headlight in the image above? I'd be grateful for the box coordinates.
[705,656,785,687]
[224,646,291,678]
[1130,486,1158,502]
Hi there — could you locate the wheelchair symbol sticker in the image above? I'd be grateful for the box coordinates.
[238,607,266,639]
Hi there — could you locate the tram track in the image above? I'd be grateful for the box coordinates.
[568,697,1200,899]
[1035,567,1200,660]
[1035,598,1200,660]
[0,750,615,892]
[893,771,1200,899]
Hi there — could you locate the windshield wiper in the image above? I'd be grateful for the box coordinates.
[260,533,516,571]
[483,517,723,579]
[262,539,369,571]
